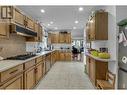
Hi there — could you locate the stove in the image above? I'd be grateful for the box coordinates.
[5,54,36,60]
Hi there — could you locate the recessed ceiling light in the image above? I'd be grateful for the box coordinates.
[50,21,54,24]
[75,20,79,24]
[41,9,45,13]
[47,24,50,26]
[55,27,58,30]
[79,7,84,11]
[73,27,76,29]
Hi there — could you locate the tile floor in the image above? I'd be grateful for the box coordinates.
[36,61,94,89]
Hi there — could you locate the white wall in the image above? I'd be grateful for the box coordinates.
[71,29,84,39]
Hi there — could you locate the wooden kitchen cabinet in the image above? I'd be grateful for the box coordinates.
[86,11,108,41]
[13,8,25,26]
[35,62,43,84]
[24,66,36,89]
[59,51,72,61]
[65,52,72,61]
[65,33,71,43]
[0,23,10,39]
[59,32,66,43]
[51,32,59,43]
[45,54,51,73]
[26,17,34,30]
[0,74,23,89]
[88,56,108,86]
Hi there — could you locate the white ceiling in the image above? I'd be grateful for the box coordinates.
[18,6,95,31]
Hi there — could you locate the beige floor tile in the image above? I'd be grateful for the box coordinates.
[36,61,94,89]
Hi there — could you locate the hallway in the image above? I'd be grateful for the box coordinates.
[36,62,94,89]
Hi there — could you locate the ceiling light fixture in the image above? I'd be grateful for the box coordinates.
[73,27,76,29]
[75,20,79,24]
[79,7,84,11]
[55,27,58,30]
[50,21,54,24]
[47,24,50,26]
[41,9,45,13]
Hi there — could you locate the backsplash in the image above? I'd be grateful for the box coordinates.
[0,34,26,58]
[52,44,72,50]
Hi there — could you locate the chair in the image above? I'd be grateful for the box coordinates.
[97,70,116,89]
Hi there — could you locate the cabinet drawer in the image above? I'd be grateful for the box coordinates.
[36,56,43,63]
[24,60,35,69]
[0,64,23,83]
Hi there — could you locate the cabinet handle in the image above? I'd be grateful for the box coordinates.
[9,69,18,74]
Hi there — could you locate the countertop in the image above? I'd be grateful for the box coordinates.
[0,50,55,72]
[85,53,116,62]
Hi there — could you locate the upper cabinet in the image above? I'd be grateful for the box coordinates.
[0,6,43,42]
[26,17,34,31]
[48,32,71,44]
[0,23,10,39]
[86,11,108,41]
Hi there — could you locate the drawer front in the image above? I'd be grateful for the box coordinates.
[0,64,23,83]
[25,60,35,69]
[36,56,43,63]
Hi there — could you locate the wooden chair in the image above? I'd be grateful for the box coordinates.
[97,70,116,89]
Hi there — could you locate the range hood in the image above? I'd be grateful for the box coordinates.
[11,24,37,37]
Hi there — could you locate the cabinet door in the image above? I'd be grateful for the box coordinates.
[86,23,90,41]
[34,23,39,33]
[86,56,90,75]
[66,52,72,61]
[89,58,95,85]
[27,17,34,30]
[60,52,65,61]
[45,55,51,73]
[35,62,43,84]
[1,6,13,19]
[66,33,71,43]
[0,23,9,38]
[59,33,65,43]
[53,33,59,43]
[0,74,23,89]
[90,17,95,40]
[14,8,24,26]
[24,67,35,89]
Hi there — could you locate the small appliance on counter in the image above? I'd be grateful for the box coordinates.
[99,47,108,52]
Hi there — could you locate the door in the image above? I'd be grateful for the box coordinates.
[35,62,43,84]
[24,67,35,89]
[0,74,23,89]
[14,8,24,26]
[0,23,9,38]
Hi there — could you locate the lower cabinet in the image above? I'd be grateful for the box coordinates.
[87,56,108,86]
[35,62,43,84]
[59,52,72,61]
[24,66,36,89]
[45,54,51,73]
[0,74,23,89]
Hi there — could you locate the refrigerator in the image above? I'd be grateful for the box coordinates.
[118,26,127,89]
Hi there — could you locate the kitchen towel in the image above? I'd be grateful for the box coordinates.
[119,31,127,46]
